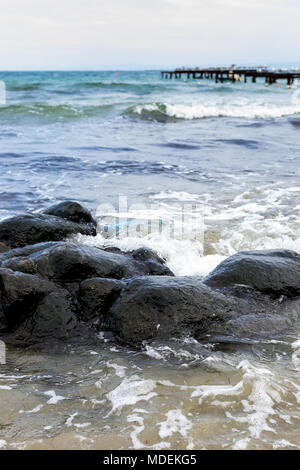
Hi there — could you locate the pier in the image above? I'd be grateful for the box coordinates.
[161,67,300,86]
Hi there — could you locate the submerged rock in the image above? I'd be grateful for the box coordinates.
[204,249,300,297]
[0,201,97,250]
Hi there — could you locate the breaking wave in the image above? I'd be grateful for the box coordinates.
[125,101,300,122]
[78,184,300,278]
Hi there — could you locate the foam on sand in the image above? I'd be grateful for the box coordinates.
[106,375,157,415]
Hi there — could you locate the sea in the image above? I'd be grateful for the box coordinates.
[0,68,299,450]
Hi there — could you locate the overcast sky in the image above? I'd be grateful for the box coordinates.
[0,0,299,70]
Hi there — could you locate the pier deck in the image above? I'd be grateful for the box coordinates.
[161,67,300,85]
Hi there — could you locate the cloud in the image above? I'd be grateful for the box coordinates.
[164,0,296,8]
[164,0,202,5]
[0,0,299,69]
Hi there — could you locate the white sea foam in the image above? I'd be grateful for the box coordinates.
[127,412,171,450]
[127,413,146,449]
[78,183,300,278]
[107,362,127,378]
[191,380,244,403]
[66,412,78,427]
[74,422,91,429]
[159,409,192,439]
[19,405,43,414]
[131,101,300,120]
[44,390,66,405]
[106,375,157,415]
[231,437,250,450]
[292,339,300,367]
[0,440,7,449]
[66,412,91,429]
[143,343,203,363]
[143,345,165,360]
[187,359,290,447]
[273,439,299,449]
[234,360,280,440]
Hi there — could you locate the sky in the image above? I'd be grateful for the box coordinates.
[0,0,299,70]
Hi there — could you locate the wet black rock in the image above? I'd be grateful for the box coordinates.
[0,242,8,254]
[2,256,37,275]
[0,299,6,332]
[44,200,97,226]
[0,268,76,345]
[130,247,174,276]
[0,201,97,250]
[105,276,246,345]
[106,274,300,346]
[0,237,299,349]
[79,278,126,322]
[0,240,173,345]
[204,250,300,297]
[0,242,173,282]
[104,246,174,277]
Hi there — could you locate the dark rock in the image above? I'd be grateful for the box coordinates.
[0,268,77,344]
[210,312,295,340]
[24,290,77,342]
[130,247,173,276]
[0,296,6,332]
[0,213,96,250]
[44,201,97,226]
[0,238,173,345]
[204,250,300,297]
[0,242,9,253]
[130,247,165,263]
[1,241,298,350]
[105,246,174,277]
[0,242,173,282]
[105,274,300,346]
[79,278,125,322]
[105,276,245,345]
[2,256,37,275]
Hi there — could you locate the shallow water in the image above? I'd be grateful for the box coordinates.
[0,69,300,449]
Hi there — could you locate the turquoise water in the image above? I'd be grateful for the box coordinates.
[0,70,300,450]
[0,70,299,218]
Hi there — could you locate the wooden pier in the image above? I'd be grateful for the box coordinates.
[161,67,300,86]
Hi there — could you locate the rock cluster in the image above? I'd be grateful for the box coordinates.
[0,201,299,348]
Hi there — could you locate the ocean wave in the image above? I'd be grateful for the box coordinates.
[125,101,300,121]
[77,184,300,278]
[7,83,42,91]
[0,102,117,120]
[125,103,182,122]
[80,81,161,95]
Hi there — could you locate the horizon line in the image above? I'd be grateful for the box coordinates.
[0,61,299,73]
